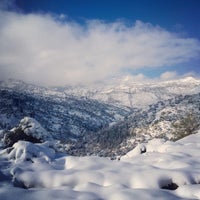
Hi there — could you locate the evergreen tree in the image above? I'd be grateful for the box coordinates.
[172,112,200,141]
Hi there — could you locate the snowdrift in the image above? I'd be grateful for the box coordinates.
[0,132,200,199]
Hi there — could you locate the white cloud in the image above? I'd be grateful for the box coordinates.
[160,71,178,80]
[0,11,200,86]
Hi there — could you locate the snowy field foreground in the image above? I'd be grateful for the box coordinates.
[1,133,200,200]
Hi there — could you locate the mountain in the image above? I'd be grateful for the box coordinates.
[57,76,200,108]
[0,77,200,156]
[0,79,129,142]
[89,92,200,157]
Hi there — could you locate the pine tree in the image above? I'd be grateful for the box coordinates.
[172,112,200,141]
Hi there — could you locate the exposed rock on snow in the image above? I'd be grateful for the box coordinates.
[3,117,52,147]
[19,117,49,140]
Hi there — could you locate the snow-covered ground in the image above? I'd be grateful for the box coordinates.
[0,132,200,199]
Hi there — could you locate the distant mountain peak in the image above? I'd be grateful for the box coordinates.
[180,76,198,83]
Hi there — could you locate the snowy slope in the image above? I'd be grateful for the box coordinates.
[0,85,129,141]
[1,77,200,199]
[1,77,200,156]
[85,92,200,157]
[1,76,200,109]
[60,76,200,108]
[0,132,200,199]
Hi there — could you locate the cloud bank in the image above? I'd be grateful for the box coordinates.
[0,11,200,86]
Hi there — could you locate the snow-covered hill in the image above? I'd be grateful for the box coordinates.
[1,77,200,156]
[2,76,200,109]
[58,76,200,108]
[0,77,200,199]
[0,131,200,199]
[0,81,129,141]
[89,92,200,157]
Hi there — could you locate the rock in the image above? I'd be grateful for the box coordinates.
[3,117,51,147]
[3,128,41,147]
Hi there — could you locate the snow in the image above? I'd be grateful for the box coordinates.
[18,117,52,141]
[0,131,200,199]
[8,141,55,163]
[1,77,200,110]
[61,76,200,108]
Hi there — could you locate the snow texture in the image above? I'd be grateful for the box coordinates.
[0,131,200,199]
[18,117,52,141]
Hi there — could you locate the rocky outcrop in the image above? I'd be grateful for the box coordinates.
[3,117,51,147]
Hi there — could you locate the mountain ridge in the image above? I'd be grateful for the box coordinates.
[1,76,200,157]
[56,76,200,108]
[1,76,200,108]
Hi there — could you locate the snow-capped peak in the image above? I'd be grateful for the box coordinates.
[179,76,199,83]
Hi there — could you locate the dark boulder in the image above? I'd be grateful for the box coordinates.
[4,128,41,147]
[3,117,51,147]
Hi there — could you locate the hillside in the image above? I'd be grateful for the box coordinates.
[89,93,200,157]
[58,76,200,108]
[0,77,200,157]
[1,77,200,199]
[0,80,129,141]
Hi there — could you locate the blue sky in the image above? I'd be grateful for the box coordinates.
[0,0,199,85]
[15,0,200,37]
